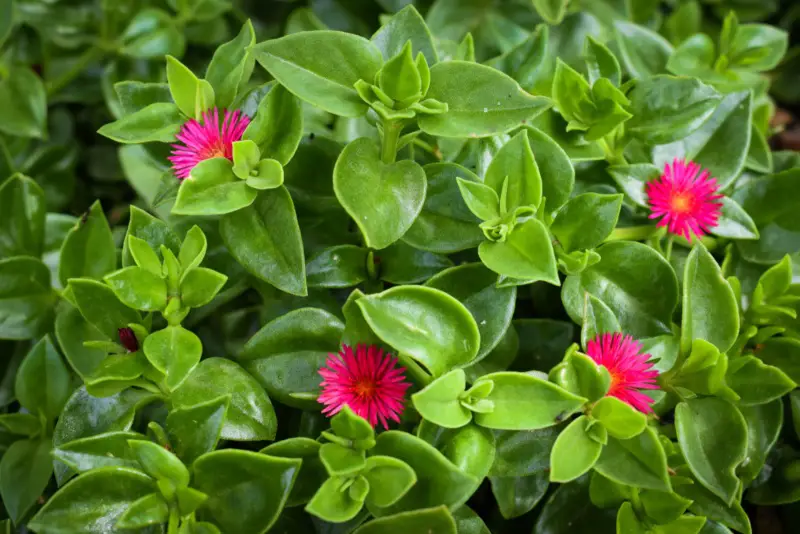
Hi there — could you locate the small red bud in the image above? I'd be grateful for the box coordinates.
[118,328,139,353]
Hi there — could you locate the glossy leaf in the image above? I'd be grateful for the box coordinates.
[551,193,623,252]
[0,174,45,258]
[59,200,116,286]
[172,358,276,441]
[594,427,671,492]
[0,438,53,524]
[549,416,602,483]
[0,256,54,340]
[479,218,559,284]
[675,397,747,505]
[419,61,551,138]
[333,138,426,250]
[16,335,71,421]
[220,186,307,296]
[357,286,480,376]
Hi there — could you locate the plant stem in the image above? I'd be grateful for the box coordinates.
[664,235,674,261]
[606,225,659,242]
[167,509,179,534]
[397,353,432,387]
[599,137,627,166]
[381,120,402,164]
[46,47,104,97]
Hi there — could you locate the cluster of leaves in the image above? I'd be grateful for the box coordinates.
[2,0,800,533]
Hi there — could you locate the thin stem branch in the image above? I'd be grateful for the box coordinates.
[606,225,659,242]
[381,120,402,164]
[46,47,104,97]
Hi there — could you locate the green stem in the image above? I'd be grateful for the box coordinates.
[664,235,674,262]
[397,354,432,387]
[381,120,402,164]
[606,225,659,242]
[167,508,179,534]
[412,138,441,159]
[47,47,104,97]
[599,137,627,166]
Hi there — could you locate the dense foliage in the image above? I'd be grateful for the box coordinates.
[1,0,800,533]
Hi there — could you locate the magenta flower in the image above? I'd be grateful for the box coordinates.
[586,333,659,414]
[645,158,723,241]
[318,344,411,429]
[168,108,250,180]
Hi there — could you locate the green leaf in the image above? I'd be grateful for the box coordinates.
[205,20,256,109]
[0,0,11,47]
[306,245,368,288]
[594,427,671,492]
[0,413,41,436]
[739,400,783,486]
[412,369,471,428]
[0,438,52,524]
[378,42,422,102]
[626,76,721,145]
[172,357,276,441]
[104,266,168,312]
[729,23,788,72]
[220,186,307,296]
[239,308,342,410]
[356,285,480,376]
[484,131,542,212]
[551,351,610,402]
[173,158,256,216]
[473,372,586,430]
[69,279,141,341]
[456,178,500,221]
[551,193,623,252]
[98,103,184,144]
[371,5,438,65]
[653,91,752,189]
[606,164,660,208]
[192,450,300,534]
[16,335,71,421]
[591,396,646,440]
[726,356,795,406]
[117,493,169,529]
[479,218,559,284]
[120,8,185,59]
[128,236,162,276]
[489,473,549,519]
[425,262,515,362]
[552,60,592,129]
[376,241,452,285]
[535,475,616,532]
[370,431,478,515]
[121,206,181,268]
[614,20,673,78]
[59,201,116,286]
[320,443,366,476]
[166,55,214,119]
[261,438,325,507]
[0,67,47,139]
[524,125,574,210]
[52,431,141,475]
[681,244,739,354]
[562,242,678,338]
[306,476,366,523]
[166,396,228,464]
[585,36,621,87]
[532,0,569,25]
[579,295,620,349]
[713,197,759,240]
[549,416,602,483]
[243,84,304,165]
[484,25,549,92]
[180,268,227,308]
[0,256,53,340]
[419,61,551,138]
[353,506,456,534]
[757,337,800,385]
[675,397,747,505]
[29,467,155,533]
[334,138,426,250]
[402,163,483,254]
[128,439,189,488]
[0,174,45,258]
[143,326,202,391]
[675,467,751,534]
[362,455,417,509]
[254,31,383,117]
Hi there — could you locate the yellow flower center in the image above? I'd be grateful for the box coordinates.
[670,193,692,214]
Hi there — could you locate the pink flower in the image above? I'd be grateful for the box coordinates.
[318,344,411,429]
[168,108,250,180]
[586,333,659,414]
[645,158,723,241]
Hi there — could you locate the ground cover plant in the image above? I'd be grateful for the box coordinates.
[1,0,800,533]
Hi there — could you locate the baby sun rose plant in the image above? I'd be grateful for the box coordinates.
[1,1,800,533]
